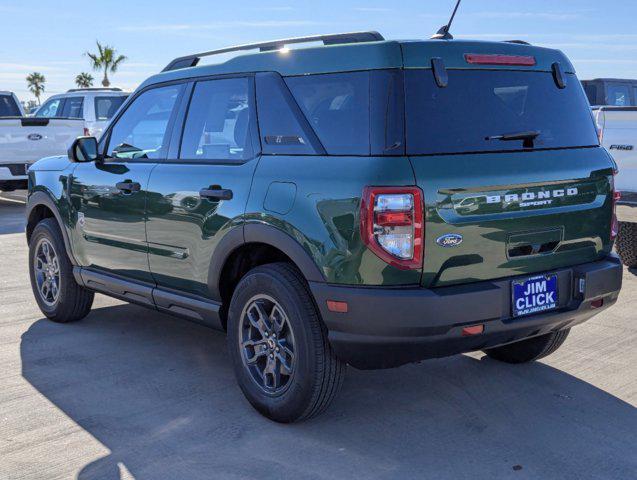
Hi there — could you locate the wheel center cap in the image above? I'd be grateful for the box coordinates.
[267,339,276,350]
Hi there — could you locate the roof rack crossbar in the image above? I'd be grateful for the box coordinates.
[161,31,385,72]
[66,87,123,92]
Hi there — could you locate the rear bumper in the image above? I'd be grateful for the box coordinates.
[310,256,623,369]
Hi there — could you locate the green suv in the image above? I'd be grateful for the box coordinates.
[26,32,623,422]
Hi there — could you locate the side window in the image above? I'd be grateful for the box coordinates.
[180,77,253,162]
[106,85,183,160]
[60,97,84,118]
[606,84,632,106]
[370,70,405,155]
[95,96,128,121]
[0,95,21,116]
[285,72,370,155]
[256,73,319,155]
[35,98,62,117]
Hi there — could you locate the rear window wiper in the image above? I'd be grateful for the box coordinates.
[485,130,540,142]
[486,130,540,148]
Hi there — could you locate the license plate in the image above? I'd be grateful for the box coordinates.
[512,274,558,317]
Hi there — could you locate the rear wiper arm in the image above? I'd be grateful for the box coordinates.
[486,130,541,142]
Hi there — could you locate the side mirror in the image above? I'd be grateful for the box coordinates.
[69,136,99,162]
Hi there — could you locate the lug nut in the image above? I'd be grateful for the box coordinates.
[269,354,274,359]
[275,347,280,352]
[264,332,269,337]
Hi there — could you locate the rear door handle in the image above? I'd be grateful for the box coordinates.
[116,181,141,193]
[199,188,233,201]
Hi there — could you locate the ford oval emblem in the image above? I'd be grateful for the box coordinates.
[27,133,42,141]
[436,233,463,248]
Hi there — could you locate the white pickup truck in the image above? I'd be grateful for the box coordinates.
[34,88,129,139]
[582,78,637,266]
[0,91,84,191]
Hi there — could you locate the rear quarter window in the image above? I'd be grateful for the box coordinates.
[285,72,370,155]
[0,95,21,117]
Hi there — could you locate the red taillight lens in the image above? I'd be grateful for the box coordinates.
[464,53,536,66]
[83,127,90,136]
[375,211,413,227]
[360,186,424,270]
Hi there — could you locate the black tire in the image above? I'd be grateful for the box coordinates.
[616,222,637,268]
[227,262,345,423]
[28,218,94,322]
[483,329,570,364]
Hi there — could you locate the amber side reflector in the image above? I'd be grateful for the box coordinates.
[327,300,348,313]
[464,53,536,66]
[461,324,484,336]
[590,299,604,309]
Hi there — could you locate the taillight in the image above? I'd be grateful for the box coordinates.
[360,186,424,270]
[611,173,620,242]
[464,53,536,66]
[83,127,90,137]
[594,110,604,143]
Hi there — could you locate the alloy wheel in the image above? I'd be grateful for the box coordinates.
[239,294,296,394]
[33,238,61,307]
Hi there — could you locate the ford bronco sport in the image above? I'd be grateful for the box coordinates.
[26,32,623,422]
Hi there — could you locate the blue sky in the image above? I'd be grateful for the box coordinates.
[2,0,636,102]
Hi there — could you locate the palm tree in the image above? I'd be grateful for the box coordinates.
[85,41,127,87]
[75,72,94,88]
[26,72,46,105]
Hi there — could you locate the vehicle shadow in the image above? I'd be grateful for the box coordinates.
[21,304,637,480]
[0,194,26,235]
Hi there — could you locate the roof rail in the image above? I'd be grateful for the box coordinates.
[161,31,385,72]
[66,87,123,92]
[504,40,531,45]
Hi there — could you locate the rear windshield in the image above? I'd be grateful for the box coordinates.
[406,70,599,155]
[0,95,21,117]
[95,96,128,120]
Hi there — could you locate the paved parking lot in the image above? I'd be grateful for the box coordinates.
[0,192,635,480]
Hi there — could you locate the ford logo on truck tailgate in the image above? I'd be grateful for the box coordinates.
[436,233,463,247]
[27,133,42,141]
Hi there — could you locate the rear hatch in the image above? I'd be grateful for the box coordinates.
[401,41,615,288]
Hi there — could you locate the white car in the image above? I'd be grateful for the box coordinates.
[582,78,637,266]
[34,88,129,139]
[0,91,85,191]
